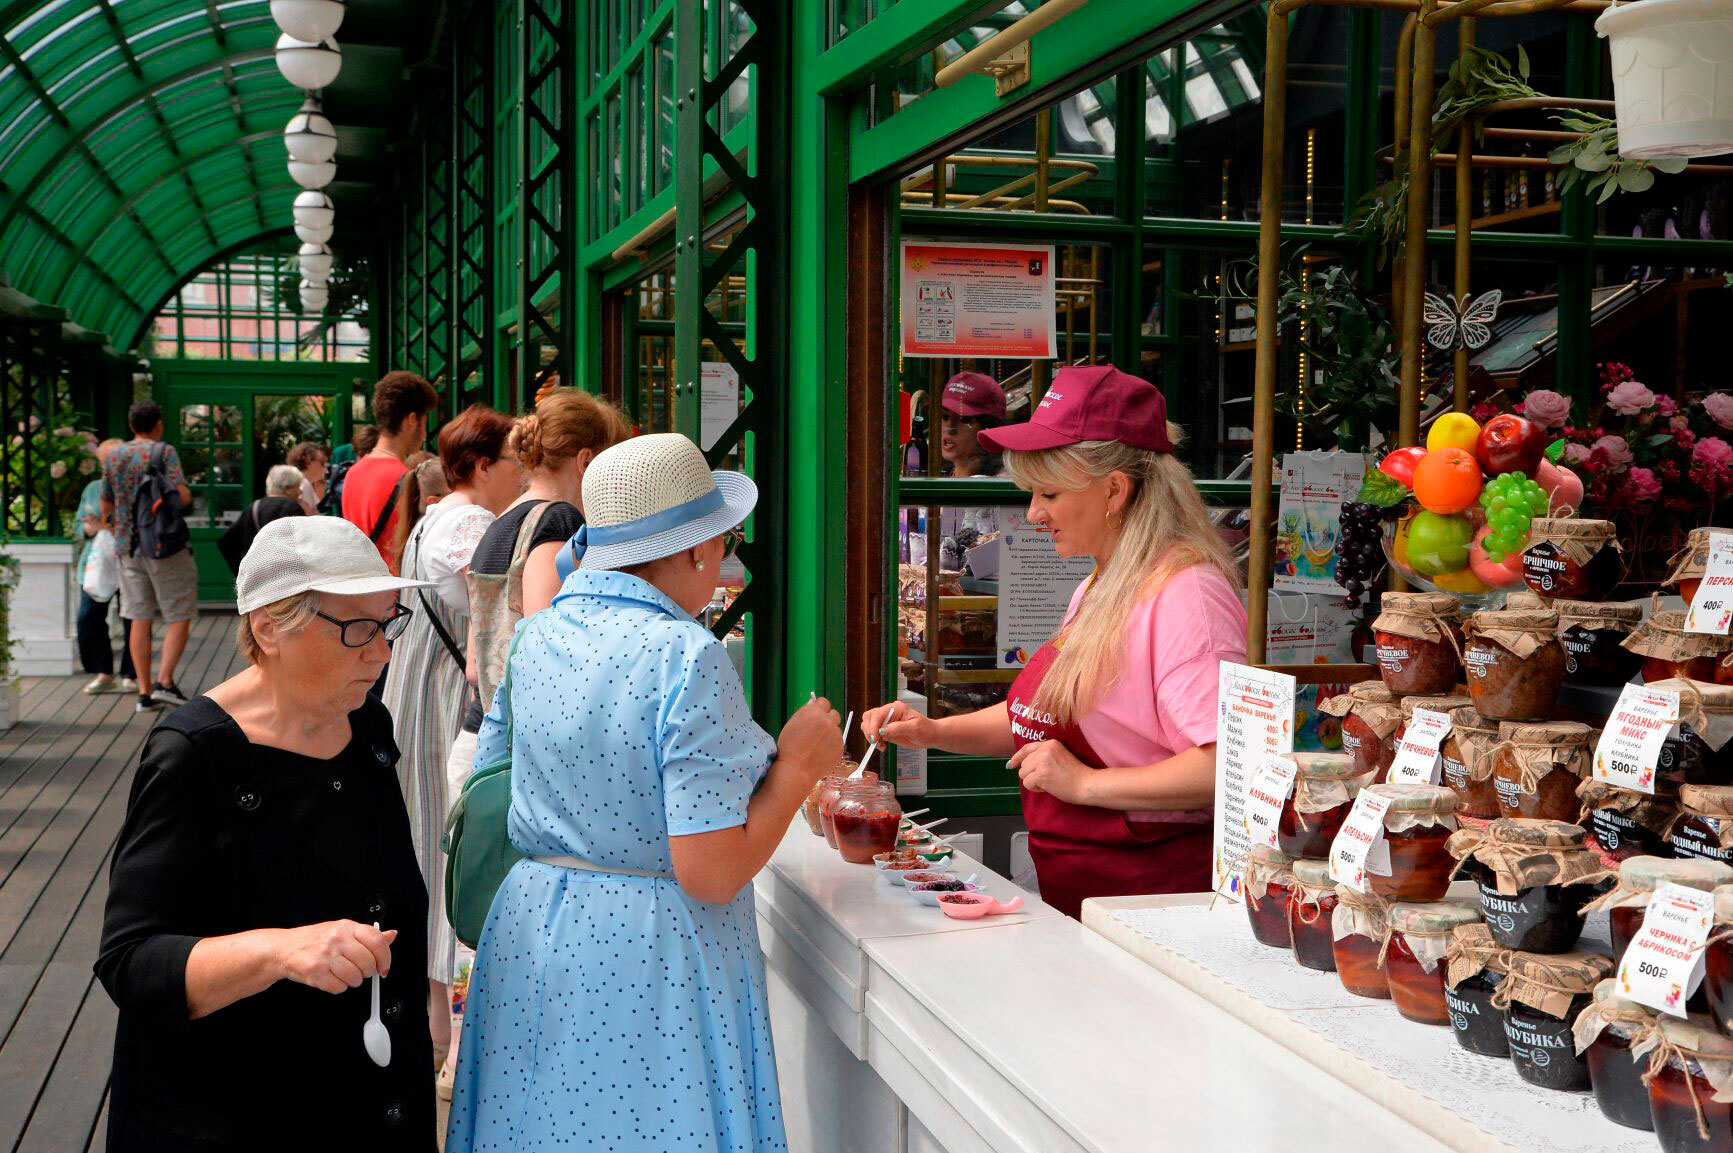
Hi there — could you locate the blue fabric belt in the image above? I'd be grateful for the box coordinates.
[556,486,725,579]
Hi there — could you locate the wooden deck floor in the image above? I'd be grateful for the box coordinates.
[0,613,244,1153]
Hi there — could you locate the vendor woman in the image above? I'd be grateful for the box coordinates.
[940,371,1006,478]
[864,365,1246,918]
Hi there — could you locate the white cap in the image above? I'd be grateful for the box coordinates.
[236,516,430,614]
[575,433,756,571]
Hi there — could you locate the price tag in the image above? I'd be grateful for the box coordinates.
[1686,533,1733,635]
[1242,756,1298,850]
[1386,708,1453,786]
[1593,685,1680,795]
[1617,881,1715,1017]
[1329,790,1393,894]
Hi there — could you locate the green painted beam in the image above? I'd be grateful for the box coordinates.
[808,0,1008,96]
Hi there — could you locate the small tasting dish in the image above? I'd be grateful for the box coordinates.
[938,893,1025,920]
[872,850,922,871]
[909,880,982,907]
[880,858,953,884]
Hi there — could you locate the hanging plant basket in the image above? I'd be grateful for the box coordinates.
[1597,0,1733,159]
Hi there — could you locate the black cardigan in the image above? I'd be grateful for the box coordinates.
[95,696,435,1152]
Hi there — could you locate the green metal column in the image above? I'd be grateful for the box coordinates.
[515,0,574,401]
[454,0,498,407]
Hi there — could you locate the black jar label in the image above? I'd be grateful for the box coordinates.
[1522,542,1568,594]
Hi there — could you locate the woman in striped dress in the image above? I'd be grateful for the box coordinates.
[380,404,523,1070]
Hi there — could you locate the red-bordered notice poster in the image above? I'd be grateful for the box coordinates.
[899,240,1057,359]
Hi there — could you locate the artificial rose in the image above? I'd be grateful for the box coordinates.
[1704,392,1733,431]
[1590,434,1633,473]
[1656,395,1679,418]
[1622,467,1662,504]
[1520,389,1571,429]
[1471,401,1500,425]
[1695,436,1733,474]
[1563,443,1592,466]
[49,461,66,479]
[52,426,74,438]
[1678,428,1698,453]
[1606,380,1656,416]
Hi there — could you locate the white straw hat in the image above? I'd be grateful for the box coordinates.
[236,515,431,613]
[568,433,756,572]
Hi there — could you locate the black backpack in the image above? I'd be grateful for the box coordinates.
[320,457,354,515]
[132,441,190,559]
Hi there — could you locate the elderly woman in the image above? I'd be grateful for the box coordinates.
[447,433,841,1152]
[217,464,308,575]
[287,441,328,515]
[96,516,436,1150]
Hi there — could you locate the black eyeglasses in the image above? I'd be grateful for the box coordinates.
[316,604,413,648]
[722,527,745,558]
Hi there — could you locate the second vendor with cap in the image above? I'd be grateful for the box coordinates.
[940,371,1007,478]
[865,365,1247,918]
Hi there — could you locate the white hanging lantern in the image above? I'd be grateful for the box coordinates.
[299,242,334,279]
[295,218,335,245]
[284,97,338,165]
[300,280,330,312]
[275,33,342,91]
[301,265,332,287]
[292,189,335,230]
[288,157,337,189]
[271,0,346,43]
[1597,0,1733,159]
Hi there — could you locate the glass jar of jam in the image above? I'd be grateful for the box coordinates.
[1288,858,1339,971]
[1705,885,1733,1036]
[1382,899,1481,1025]
[1577,978,1658,1132]
[1578,779,1682,863]
[1331,885,1390,999]
[1362,783,1459,901]
[1372,592,1463,696]
[1666,528,1715,607]
[1553,599,1644,687]
[1647,1015,1733,1153]
[1671,785,1733,866]
[1387,693,1472,788]
[1448,818,1614,954]
[1464,608,1565,721]
[1319,682,1402,782]
[1445,923,1511,1058]
[815,774,848,846]
[1626,611,1733,687]
[1278,752,1364,859]
[1591,857,1733,966]
[830,780,902,864]
[1520,518,1623,601]
[1650,678,1733,790]
[1498,949,1614,1092]
[1441,707,1502,819]
[1243,844,1296,950]
[1491,721,1594,823]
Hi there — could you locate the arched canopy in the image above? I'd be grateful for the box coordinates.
[0,0,431,350]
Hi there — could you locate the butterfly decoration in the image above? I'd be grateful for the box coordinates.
[1423,289,1503,352]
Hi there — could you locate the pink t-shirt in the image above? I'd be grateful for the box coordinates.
[1061,563,1249,821]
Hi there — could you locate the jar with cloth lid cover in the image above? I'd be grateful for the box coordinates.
[1389,692,1473,787]
[1287,858,1339,971]
[1666,528,1718,605]
[1464,608,1566,721]
[1243,844,1296,949]
[1574,978,1658,1131]
[1703,885,1733,1036]
[1496,949,1615,1091]
[1382,899,1482,1025]
[1646,1015,1733,1153]
[1579,778,1682,863]
[1318,682,1402,782]
[1363,782,1460,901]
[1372,592,1463,695]
[1277,753,1365,858]
[1553,600,1643,687]
[1448,818,1614,953]
[1520,518,1623,601]
[1445,923,1513,1057]
[1332,885,1390,998]
[1670,785,1733,867]
[1625,611,1733,686]
[1442,707,1502,819]
[1492,721,1595,823]
[1650,678,1733,790]
[1584,856,1733,974]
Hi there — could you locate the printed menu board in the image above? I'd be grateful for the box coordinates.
[1213,662,1297,900]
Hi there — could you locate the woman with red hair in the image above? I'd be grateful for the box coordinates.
[380,403,523,1069]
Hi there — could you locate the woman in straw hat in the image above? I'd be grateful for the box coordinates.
[447,433,841,1153]
[96,515,437,1150]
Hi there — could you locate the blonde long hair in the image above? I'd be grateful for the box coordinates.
[1004,426,1240,723]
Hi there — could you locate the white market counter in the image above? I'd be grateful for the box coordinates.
[754,824,1453,1153]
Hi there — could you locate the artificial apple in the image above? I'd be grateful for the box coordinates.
[1536,458,1585,515]
[1403,509,1475,577]
[1469,524,1527,588]
[1378,446,1429,489]
[1476,414,1546,478]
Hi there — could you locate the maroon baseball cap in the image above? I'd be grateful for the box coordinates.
[978,364,1174,454]
[941,372,1006,421]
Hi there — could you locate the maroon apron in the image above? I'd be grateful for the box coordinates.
[1008,640,1212,919]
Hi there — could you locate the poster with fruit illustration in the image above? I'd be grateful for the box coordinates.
[1275,452,1368,595]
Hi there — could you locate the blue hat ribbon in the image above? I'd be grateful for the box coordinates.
[554,486,726,579]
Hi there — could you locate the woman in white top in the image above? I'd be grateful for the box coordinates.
[379,404,523,1068]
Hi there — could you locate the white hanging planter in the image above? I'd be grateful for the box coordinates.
[1598,0,1733,158]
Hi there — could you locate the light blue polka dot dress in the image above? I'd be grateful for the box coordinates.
[446,570,786,1152]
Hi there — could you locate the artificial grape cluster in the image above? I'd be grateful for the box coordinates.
[1478,471,1549,562]
[1335,501,1399,607]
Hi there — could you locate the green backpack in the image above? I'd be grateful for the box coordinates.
[441,627,527,948]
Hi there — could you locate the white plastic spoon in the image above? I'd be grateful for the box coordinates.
[363,921,391,1068]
